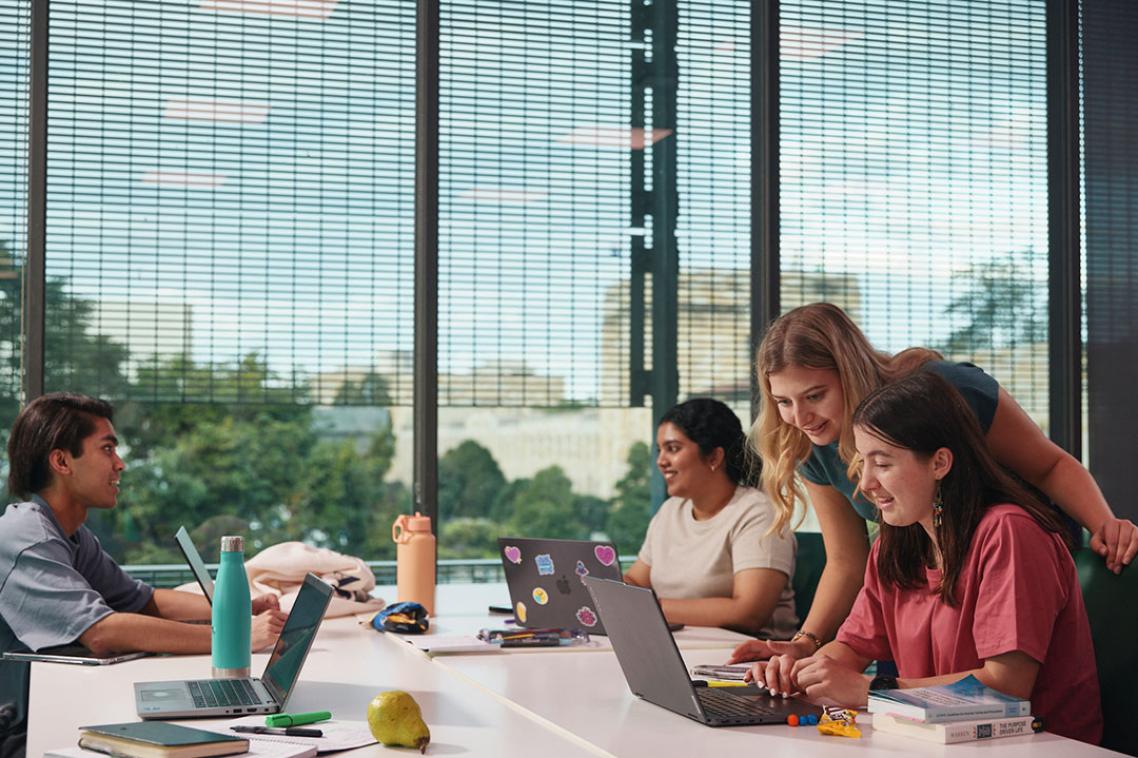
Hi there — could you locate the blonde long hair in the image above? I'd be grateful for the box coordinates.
[751,303,940,533]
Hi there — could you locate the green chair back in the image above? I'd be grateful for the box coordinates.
[792,531,826,623]
[1075,548,1138,756]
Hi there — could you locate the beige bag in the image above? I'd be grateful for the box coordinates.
[245,542,384,617]
[175,541,384,618]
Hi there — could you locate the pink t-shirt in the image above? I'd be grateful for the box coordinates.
[837,504,1102,744]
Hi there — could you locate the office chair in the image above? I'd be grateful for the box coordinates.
[1075,549,1138,756]
[791,531,826,623]
[0,702,24,758]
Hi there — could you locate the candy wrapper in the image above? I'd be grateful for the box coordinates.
[817,705,861,738]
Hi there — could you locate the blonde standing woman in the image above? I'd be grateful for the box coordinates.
[728,302,1136,666]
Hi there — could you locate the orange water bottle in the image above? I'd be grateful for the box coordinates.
[393,512,436,615]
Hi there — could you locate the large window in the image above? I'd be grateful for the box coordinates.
[0,0,29,444]
[42,0,415,562]
[779,0,1051,426]
[1,0,1080,568]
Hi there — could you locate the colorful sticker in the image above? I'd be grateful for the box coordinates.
[532,587,549,605]
[503,545,522,564]
[594,544,617,566]
[516,601,527,624]
[575,560,590,584]
[535,553,555,575]
[575,606,598,628]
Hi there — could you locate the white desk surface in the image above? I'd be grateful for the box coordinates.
[28,615,600,757]
[379,582,752,651]
[432,644,1124,758]
[29,582,1124,758]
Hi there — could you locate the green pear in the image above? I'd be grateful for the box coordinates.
[367,690,431,753]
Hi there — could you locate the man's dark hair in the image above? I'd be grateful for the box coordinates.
[6,392,115,498]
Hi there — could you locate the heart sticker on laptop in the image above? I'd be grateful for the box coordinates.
[503,545,522,564]
[575,607,598,627]
[594,545,616,566]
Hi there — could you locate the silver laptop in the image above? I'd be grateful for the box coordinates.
[135,573,332,719]
[583,576,819,727]
[175,526,214,604]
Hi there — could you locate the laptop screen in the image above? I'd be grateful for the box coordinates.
[262,574,333,705]
[174,526,214,604]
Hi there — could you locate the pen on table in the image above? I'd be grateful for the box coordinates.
[232,725,324,737]
[265,710,332,727]
[707,680,750,688]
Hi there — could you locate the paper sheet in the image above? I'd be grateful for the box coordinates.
[214,716,377,753]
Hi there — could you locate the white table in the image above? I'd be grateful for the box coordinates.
[28,583,1125,758]
[28,615,601,757]
[433,645,1122,757]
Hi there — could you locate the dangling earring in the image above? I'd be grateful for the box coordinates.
[932,484,944,528]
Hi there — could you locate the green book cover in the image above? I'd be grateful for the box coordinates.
[79,722,244,747]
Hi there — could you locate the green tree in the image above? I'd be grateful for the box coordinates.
[332,371,392,406]
[119,353,309,460]
[575,494,610,538]
[0,240,20,433]
[438,440,507,521]
[939,250,1047,355]
[287,423,401,557]
[111,411,317,562]
[502,466,589,540]
[438,517,500,559]
[1,252,132,499]
[606,441,653,554]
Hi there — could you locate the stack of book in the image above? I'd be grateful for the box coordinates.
[868,675,1043,744]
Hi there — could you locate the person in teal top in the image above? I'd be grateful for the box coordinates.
[798,361,998,522]
[728,302,1137,669]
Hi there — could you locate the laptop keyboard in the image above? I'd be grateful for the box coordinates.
[697,687,785,721]
[188,678,261,708]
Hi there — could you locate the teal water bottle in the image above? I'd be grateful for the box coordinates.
[212,535,251,678]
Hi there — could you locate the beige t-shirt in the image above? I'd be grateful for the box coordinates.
[638,485,798,639]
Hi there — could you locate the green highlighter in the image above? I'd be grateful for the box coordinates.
[266,711,332,728]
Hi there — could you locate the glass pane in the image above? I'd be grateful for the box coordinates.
[42,0,415,563]
[0,0,28,464]
[779,0,1050,427]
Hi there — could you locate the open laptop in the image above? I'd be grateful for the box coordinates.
[175,525,214,604]
[498,537,622,635]
[135,572,333,719]
[583,576,820,726]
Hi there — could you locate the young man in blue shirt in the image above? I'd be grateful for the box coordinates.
[0,393,287,754]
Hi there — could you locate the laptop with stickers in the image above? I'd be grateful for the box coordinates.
[583,576,821,726]
[497,537,622,635]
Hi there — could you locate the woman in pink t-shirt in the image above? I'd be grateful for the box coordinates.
[750,371,1102,744]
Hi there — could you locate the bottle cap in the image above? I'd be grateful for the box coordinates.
[220,535,244,552]
[406,512,432,531]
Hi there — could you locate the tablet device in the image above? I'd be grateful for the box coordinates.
[3,644,149,666]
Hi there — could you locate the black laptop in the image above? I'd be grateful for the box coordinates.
[583,576,820,726]
[175,526,215,604]
[498,537,622,635]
